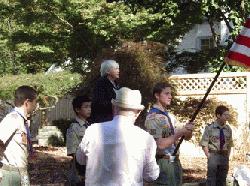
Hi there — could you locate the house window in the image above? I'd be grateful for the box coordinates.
[199,37,214,50]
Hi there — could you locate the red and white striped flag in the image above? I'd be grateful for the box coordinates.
[225,16,250,68]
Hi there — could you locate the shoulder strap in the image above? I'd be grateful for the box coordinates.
[148,107,175,135]
[13,111,33,154]
[2,128,17,163]
[2,111,20,149]
[4,129,18,149]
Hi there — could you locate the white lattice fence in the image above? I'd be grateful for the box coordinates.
[169,72,250,124]
[169,72,248,95]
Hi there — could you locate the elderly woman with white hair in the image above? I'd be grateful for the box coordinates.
[91,59,120,123]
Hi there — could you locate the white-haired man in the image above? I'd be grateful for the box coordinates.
[76,87,159,186]
[91,59,120,123]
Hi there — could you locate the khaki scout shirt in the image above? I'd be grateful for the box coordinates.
[145,105,180,155]
[66,117,89,155]
[200,121,233,151]
[0,107,29,168]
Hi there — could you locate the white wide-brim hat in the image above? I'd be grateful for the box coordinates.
[111,87,145,110]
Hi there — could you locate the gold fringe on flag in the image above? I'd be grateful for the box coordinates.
[225,57,250,71]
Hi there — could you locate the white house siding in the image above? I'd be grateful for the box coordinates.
[176,21,228,53]
[220,21,230,45]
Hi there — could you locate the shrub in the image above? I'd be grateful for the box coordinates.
[52,119,74,145]
[0,71,82,101]
[48,135,65,147]
[170,97,238,143]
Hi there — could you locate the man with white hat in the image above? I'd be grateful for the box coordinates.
[76,87,159,186]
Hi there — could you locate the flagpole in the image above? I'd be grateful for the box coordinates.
[172,61,227,156]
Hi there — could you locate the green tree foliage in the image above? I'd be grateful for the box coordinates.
[0,0,200,74]
[166,47,245,73]
[118,0,203,43]
[200,0,249,72]
[166,0,250,73]
[0,0,73,74]
[0,0,23,74]
[0,0,249,74]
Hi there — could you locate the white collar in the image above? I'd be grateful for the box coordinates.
[13,107,27,120]
[113,115,135,125]
[75,116,88,126]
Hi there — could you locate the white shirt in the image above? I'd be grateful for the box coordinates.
[76,115,159,186]
[0,107,29,168]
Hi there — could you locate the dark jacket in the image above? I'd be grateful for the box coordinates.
[91,75,119,123]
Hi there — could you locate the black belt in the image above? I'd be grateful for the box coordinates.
[157,154,179,160]
[209,150,229,156]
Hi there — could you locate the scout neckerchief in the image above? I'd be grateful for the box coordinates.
[73,119,89,129]
[72,119,90,142]
[148,107,175,135]
[15,111,33,155]
[219,128,225,150]
[216,125,225,150]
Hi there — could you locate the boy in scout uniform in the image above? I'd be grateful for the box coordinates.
[145,82,193,186]
[0,85,38,186]
[200,105,233,186]
[66,95,91,185]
